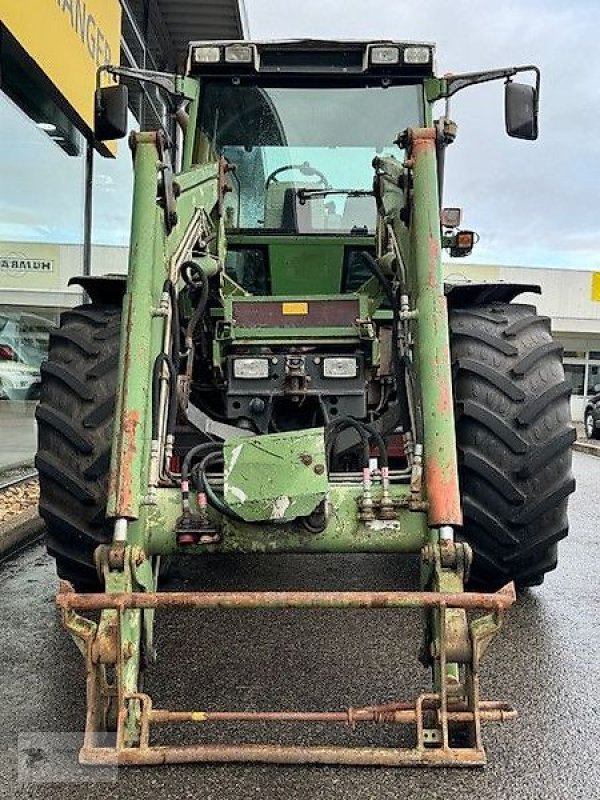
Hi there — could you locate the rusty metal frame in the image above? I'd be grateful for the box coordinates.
[59,580,516,767]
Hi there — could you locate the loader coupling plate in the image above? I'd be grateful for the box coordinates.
[56,578,517,767]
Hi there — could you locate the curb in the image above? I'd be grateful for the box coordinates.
[573,441,600,458]
[0,507,45,560]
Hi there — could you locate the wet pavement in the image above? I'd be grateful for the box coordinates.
[0,451,598,799]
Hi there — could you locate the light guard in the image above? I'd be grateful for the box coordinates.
[323,357,358,379]
[233,358,269,379]
[193,46,221,64]
[370,46,400,65]
[403,46,431,65]
[225,44,253,63]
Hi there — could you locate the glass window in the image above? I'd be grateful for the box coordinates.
[90,110,139,277]
[224,248,269,295]
[563,350,586,359]
[0,87,85,469]
[564,363,585,397]
[587,364,600,395]
[196,81,423,234]
[588,351,600,361]
[0,92,86,246]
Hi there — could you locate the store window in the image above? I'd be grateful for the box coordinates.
[0,84,88,469]
[587,362,600,395]
[91,110,138,275]
[563,363,585,397]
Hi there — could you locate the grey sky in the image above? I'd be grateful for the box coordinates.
[1,1,596,270]
[245,0,600,269]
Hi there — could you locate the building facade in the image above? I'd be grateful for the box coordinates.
[0,0,246,468]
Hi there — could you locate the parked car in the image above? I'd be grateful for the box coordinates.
[584,384,600,440]
[0,311,55,401]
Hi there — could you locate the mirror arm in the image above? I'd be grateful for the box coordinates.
[443,65,540,109]
[96,65,198,104]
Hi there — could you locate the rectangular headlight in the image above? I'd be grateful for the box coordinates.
[193,46,221,64]
[323,357,358,379]
[403,46,431,65]
[233,358,269,379]
[225,44,253,63]
[370,46,400,65]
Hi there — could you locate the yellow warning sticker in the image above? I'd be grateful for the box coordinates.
[282,302,308,315]
[592,272,600,302]
[191,711,207,721]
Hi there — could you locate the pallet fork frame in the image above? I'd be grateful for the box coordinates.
[57,540,516,767]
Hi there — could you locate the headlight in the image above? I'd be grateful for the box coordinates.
[193,46,221,64]
[224,44,253,63]
[370,46,400,65]
[233,358,269,379]
[323,357,358,378]
[403,46,431,65]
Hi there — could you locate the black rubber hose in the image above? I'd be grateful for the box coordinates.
[359,251,411,433]
[183,267,209,353]
[181,442,220,488]
[151,353,177,440]
[163,279,181,372]
[180,442,222,516]
[359,420,389,468]
[194,450,246,522]
[325,416,370,467]
[326,416,388,469]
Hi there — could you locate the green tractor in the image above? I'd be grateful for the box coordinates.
[37,40,575,766]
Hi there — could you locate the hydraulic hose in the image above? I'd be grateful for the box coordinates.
[193,450,246,522]
[163,279,181,373]
[151,352,177,440]
[360,251,412,435]
[325,416,370,468]
[180,260,209,355]
[358,420,388,468]
[180,442,221,516]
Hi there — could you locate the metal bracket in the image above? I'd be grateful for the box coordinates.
[57,564,516,768]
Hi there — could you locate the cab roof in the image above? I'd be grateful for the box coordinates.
[186,39,436,78]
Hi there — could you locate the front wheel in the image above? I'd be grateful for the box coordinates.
[450,301,576,590]
[36,304,121,592]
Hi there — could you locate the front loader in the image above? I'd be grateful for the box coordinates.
[36,40,575,766]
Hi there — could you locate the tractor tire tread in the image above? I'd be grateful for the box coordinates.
[450,302,575,590]
[36,303,121,591]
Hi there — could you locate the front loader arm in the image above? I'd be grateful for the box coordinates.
[106,132,221,527]
[375,129,462,528]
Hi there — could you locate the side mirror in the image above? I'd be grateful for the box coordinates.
[505,80,538,140]
[94,84,128,141]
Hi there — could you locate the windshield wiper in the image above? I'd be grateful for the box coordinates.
[297,188,374,204]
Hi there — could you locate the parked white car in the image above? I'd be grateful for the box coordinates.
[0,311,55,401]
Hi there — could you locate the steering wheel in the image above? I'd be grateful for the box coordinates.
[264,161,329,190]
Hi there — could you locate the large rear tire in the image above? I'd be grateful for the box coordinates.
[450,301,576,590]
[36,304,121,591]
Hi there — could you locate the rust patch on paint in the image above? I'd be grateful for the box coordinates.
[437,380,452,416]
[425,457,462,527]
[117,409,140,516]
[428,233,441,288]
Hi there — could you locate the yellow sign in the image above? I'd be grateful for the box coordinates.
[282,302,309,315]
[592,272,600,302]
[0,0,121,140]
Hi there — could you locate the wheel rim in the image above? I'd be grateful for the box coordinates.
[586,414,594,438]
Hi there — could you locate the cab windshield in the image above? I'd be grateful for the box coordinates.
[195,81,424,234]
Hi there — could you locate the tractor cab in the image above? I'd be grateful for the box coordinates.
[189,40,431,296]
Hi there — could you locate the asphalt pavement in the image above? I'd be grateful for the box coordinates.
[1,451,598,799]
